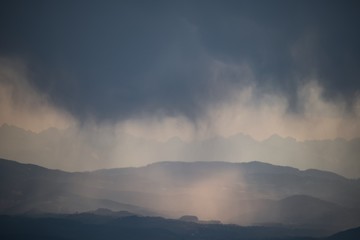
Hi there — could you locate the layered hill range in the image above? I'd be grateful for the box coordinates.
[1,158,359,235]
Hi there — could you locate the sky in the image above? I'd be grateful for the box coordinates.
[0,1,360,171]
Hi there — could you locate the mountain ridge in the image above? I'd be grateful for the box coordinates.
[1,157,360,233]
[1,124,360,178]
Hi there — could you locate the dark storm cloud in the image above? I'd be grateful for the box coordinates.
[188,0,360,107]
[0,0,359,121]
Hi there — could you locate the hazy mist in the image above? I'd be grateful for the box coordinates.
[0,58,359,177]
[1,2,360,239]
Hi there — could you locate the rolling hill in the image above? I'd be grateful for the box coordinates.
[1,158,360,235]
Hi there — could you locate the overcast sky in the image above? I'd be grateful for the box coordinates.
[0,0,360,141]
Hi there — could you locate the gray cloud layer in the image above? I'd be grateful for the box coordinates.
[1,0,360,122]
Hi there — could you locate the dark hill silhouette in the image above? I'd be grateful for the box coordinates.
[248,195,360,230]
[326,226,360,240]
[0,214,327,240]
[1,212,359,240]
